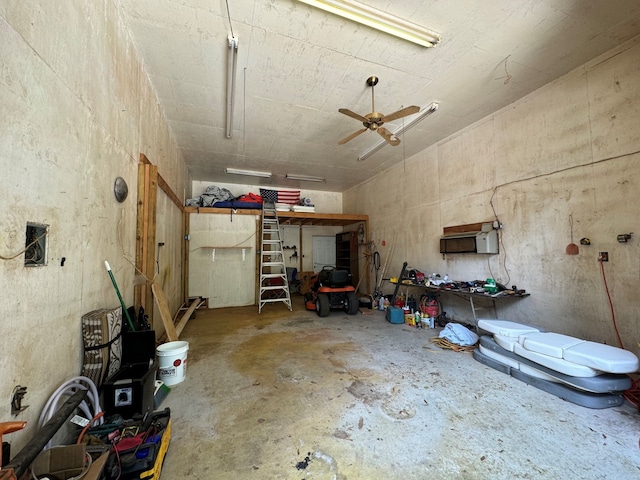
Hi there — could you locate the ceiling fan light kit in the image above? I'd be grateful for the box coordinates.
[286,174,326,182]
[225,168,272,178]
[297,0,441,47]
[358,102,439,162]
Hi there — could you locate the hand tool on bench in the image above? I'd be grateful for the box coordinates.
[390,261,408,307]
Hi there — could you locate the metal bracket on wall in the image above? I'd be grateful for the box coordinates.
[10,386,28,416]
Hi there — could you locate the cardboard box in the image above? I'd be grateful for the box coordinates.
[28,443,108,480]
[84,451,109,480]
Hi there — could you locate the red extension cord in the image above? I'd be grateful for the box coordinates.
[599,258,640,409]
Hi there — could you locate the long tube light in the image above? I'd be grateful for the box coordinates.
[226,35,239,138]
[286,174,326,183]
[297,0,440,48]
[225,168,272,178]
[358,102,439,162]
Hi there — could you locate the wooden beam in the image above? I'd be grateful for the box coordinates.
[134,165,146,312]
[185,206,262,216]
[145,165,158,323]
[182,210,190,304]
[299,225,303,272]
[140,153,183,211]
[185,206,368,229]
[134,163,157,325]
[174,297,204,337]
[152,282,178,342]
[443,222,486,235]
[157,174,183,210]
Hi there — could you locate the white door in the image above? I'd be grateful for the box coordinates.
[312,235,336,272]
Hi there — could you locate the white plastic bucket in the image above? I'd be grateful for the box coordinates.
[156,340,189,386]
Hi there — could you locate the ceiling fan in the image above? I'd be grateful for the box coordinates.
[338,76,419,146]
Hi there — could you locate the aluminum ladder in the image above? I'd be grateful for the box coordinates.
[258,202,292,313]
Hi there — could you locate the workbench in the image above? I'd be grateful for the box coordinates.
[390,282,530,329]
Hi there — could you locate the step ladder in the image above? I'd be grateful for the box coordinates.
[258,202,292,313]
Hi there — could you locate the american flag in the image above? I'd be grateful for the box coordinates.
[277,190,300,205]
[260,188,300,205]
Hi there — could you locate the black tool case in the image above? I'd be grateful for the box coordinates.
[102,330,157,419]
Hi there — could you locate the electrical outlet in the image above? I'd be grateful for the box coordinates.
[599,252,609,262]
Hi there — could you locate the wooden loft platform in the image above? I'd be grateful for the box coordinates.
[184,206,368,228]
[185,206,261,215]
[279,211,367,227]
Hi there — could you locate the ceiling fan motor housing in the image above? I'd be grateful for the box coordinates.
[364,112,383,130]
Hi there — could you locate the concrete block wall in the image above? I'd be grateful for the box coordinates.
[344,37,640,358]
[0,1,186,450]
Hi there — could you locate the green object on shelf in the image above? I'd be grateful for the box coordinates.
[484,278,498,294]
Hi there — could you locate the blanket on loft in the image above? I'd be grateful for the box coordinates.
[186,185,263,209]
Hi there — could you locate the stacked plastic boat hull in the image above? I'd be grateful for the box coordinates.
[473,320,639,409]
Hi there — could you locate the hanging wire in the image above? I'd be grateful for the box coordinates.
[496,55,512,84]
[0,231,47,261]
[117,208,158,284]
[488,187,510,286]
[225,0,235,37]
[401,113,406,173]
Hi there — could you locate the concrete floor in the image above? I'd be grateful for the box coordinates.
[158,301,640,480]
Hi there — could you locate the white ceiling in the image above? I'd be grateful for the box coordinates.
[117,0,640,192]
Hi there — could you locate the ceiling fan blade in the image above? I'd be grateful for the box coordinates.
[377,127,400,146]
[339,108,369,123]
[338,127,368,145]
[381,105,420,123]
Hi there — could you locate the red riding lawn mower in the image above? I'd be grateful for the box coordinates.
[304,266,360,317]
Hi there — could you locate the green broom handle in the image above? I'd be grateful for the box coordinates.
[104,261,136,331]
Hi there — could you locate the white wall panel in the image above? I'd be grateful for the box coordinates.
[189,213,257,308]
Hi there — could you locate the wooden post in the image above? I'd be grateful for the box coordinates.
[135,162,157,325]
[183,210,190,303]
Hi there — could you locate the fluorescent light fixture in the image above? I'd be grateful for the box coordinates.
[286,174,326,183]
[358,102,439,162]
[297,0,440,48]
[225,168,271,178]
[226,35,239,138]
